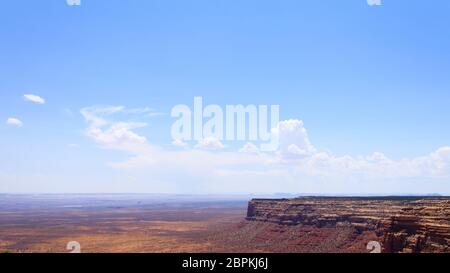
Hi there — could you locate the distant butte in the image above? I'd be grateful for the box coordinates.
[245,197,450,253]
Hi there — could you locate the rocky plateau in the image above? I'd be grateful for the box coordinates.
[246,197,450,253]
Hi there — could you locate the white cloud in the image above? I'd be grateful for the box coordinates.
[269,119,450,179]
[123,107,166,117]
[23,94,45,104]
[6,117,23,127]
[275,119,316,160]
[90,122,148,147]
[239,142,260,154]
[66,0,81,6]
[80,108,450,193]
[81,106,150,153]
[195,137,225,150]
[172,139,189,148]
[367,0,382,6]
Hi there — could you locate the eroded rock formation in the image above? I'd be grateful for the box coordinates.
[246,197,449,253]
[383,199,450,253]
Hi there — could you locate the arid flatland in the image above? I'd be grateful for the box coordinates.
[0,195,448,253]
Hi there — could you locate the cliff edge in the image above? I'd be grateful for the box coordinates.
[246,197,449,253]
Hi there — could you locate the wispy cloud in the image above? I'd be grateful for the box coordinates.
[23,94,45,104]
[80,106,150,153]
[367,0,382,6]
[66,0,81,6]
[6,117,23,127]
[124,107,165,117]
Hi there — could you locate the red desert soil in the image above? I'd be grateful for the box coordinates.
[207,221,381,253]
[0,207,378,253]
[0,207,245,253]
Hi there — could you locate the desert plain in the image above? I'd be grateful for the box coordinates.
[0,194,448,253]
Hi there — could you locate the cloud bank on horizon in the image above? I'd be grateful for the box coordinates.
[78,105,450,194]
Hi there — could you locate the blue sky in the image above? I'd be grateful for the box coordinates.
[1,0,449,194]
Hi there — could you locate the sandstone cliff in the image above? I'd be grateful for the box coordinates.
[246,197,449,253]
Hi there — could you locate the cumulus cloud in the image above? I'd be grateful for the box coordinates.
[89,121,147,149]
[172,139,189,148]
[23,94,45,104]
[269,119,450,179]
[274,119,316,160]
[80,108,450,193]
[6,117,23,127]
[81,106,150,153]
[239,142,260,154]
[195,137,225,150]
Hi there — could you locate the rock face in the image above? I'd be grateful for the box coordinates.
[383,199,450,253]
[246,197,450,253]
